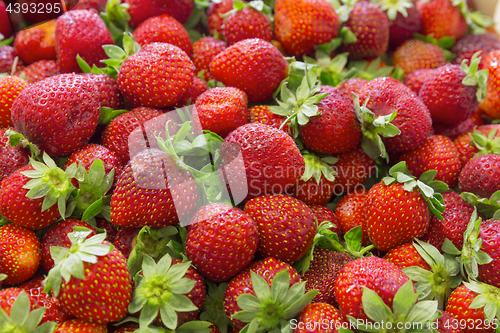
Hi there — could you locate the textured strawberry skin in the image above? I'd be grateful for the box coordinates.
[337,78,368,101]
[191,37,227,82]
[433,108,486,141]
[223,7,274,46]
[0,45,24,74]
[249,105,292,134]
[383,243,431,270]
[480,50,500,119]
[16,60,61,84]
[458,154,500,199]
[175,76,208,108]
[207,0,234,37]
[332,146,376,195]
[309,205,341,236]
[335,190,370,246]
[0,288,24,315]
[387,0,422,49]
[295,302,345,333]
[417,0,468,40]
[478,219,500,288]
[81,73,124,109]
[404,68,438,94]
[293,176,335,206]
[54,319,108,333]
[454,124,500,167]
[0,127,29,183]
[126,0,194,27]
[0,75,27,128]
[185,203,259,282]
[393,39,447,74]
[14,20,56,65]
[451,33,500,68]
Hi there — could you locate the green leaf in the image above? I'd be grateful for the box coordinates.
[250,271,272,300]
[169,293,198,312]
[169,278,196,295]
[167,262,192,282]
[361,287,393,323]
[103,44,127,60]
[140,303,160,329]
[237,294,262,312]
[141,255,156,280]
[32,322,57,333]
[392,281,417,319]
[406,300,439,323]
[10,291,30,326]
[271,270,290,303]
[24,307,46,332]
[282,289,318,319]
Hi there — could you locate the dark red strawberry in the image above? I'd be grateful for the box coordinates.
[294,303,346,332]
[379,0,422,49]
[417,0,468,40]
[0,128,29,182]
[383,243,431,270]
[16,59,61,84]
[452,33,500,68]
[207,0,234,37]
[222,6,273,46]
[0,45,24,73]
[337,78,368,101]
[334,190,370,245]
[0,74,26,129]
[54,319,107,332]
[309,205,341,236]
[0,0,12,39]
[454,124,500,167]
[332,146,376,195]
[175,76,208,108]
[476,219,500,288]
[433,108,486,141]
[95,218,118,243]
[13,19,56,65]
[81,73,124,109]
[126,0,194,27]
[113,227,140,259]
[459,154,500,199]
[404,68,438,94]
[191,36,226,82]
[393,39,447,74]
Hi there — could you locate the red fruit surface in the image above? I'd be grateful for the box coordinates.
[433,108,486,141]
[480,50,500,119]
[334,190,370,245]
[0,288,23,315]
[446,285,493,333]
[417,0,468,40]
[16,59,61,84]
[387,0,422,49]
[404,68,437,94]
[207,0,234,37]
[0,127,30,183]
[0,75,26,128]
[451,33,500,68]
[309,205,341,236]
[332,146,376,195]
[295,303,345,333]
[249,104,291,134]
[383,243,431,270]
[337,78,368,101]
[223,7,274,45]
[191,36,226,82]
[54,319,107,333]
[0,45,24,74]
[81,73,124,109]
[126,0,194,27]
[393,39,447,73]
[113,227,140,259]
[14,20,56,65]
[454,124,500,167]
[477,219,500,288]
[175,76,208,108]
[459,154,500,199]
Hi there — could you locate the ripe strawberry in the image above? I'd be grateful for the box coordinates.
[55,10,113,73]
[222,123,305,199]
[399,134,462,187]
[16,59,61,84]
[13,19,56,65]
[0,1,12,39]
[309,205,342,236]
[301,248,353,305]
[133,14,192,55]
[73,0,108,11]
[207,0,234,37]
[249,105,292,134]
[417,0,468,40]
[0,45,24,73]
[0,224,40,286]
[274,0,340,57]
[195,87,248,138]
[404,68,438,94]
[0,75,26,127]
[335,190,371,245]
[340,1,390,60]
[126,0,194,27]
[383,243,431,270]
[118,42,195,108]
[434,310,464,333]
[222,6,273,46]
[101,106,164,165]
[0,288,23,315]
[294,303,345,332]
[191,37,226,82]
[113,227,140,259]
[421,191,475,251]
[175,76,208,108]
[54,319,107,333]
[334,256,411,321]
[0,128,29,182]
[11,74,100,156]
[110,148,198,228]
[332,146,376,195]
[451,33,500,68]
[393,39,447,73]
[210,38,288,103]
[433,108,486,141]
[477,218,500,288]
[81,73,124,109]
[40,219,97,272]
[379,0,422,49]
[245,194,317,263]
[459,154,500,199]
[480,50,500,119]
[20,275,72,324]
[454,124,500,167]
[337,78,368,101]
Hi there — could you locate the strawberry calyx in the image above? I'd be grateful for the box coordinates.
[0,291,56,333]
[450,0,493,33]
[353,93,401,161]
[374,0,413,21]
[470,128,500,157]
[99,107,129,125]
[4,129,41,157]
[348,280,440,332]
[382,162,449,219]
[461,51,489,103]
[300,150,337,184]
[231,269,318,332]
[462,280,500,323]
[200,281,234,333]
[100,0,132,45]
[413,33,456,61]
[43,228,112,297]
[402,239,462,309]
[442,208,493,281]
[128,253,199,330]
[0,36,13,46]
[221,0,272,17]
[304,52,357,87]
[460,190,500,219]
[348,57,395,81]
[116,318,214,333]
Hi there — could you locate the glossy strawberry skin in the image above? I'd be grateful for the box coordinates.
[207,0,234,37]
[118,42,195,108]
[54,319,108,333]
[480,50,500,119]
[0,127,30,183]
[337,78,368,101]
[295,303,345,333]
[126,0,194,27]
[417,0,468,40]
[334,190,370,245]
[433,108,486,141]
[175,76,208,108]
[459,154,500,199]
[309,205,341,236]
[223,7,273,46]
[191,37,227,82]
[274,0,340,57]
[16,60,61,84]
[210,38,288,103]
[81,73,124,109]
[245,194,317,263]
[434,310,465,333]
[0,224,41,286]
[364,182,430,251]
[55,10,113,73]
[14,20,56,65]
[11,74,100,156]
[451,33,500,68]
[404,68,438,94]
[249,105,292,134]
[421,191,475,251]
[0,75,27,128]
[332,146,376,195]
[334,257,410,321]
[185,204,259,282]
[0,288,24,315]
[387,0,422,49]
[293,176,335,206]
[383,243,431,270]
[477,219,500,288]
[454,124,500,167]
[224,257,300,328]
[393,39,447,74]
[113,227,140,259]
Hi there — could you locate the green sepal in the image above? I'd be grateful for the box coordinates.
[348,57,395,81]
[4,129,41,157]
[336,0,358,23]
[460,191,500,220]
[470,127,500,157]
[100,0,132,46]
[99,107,129,125]
[463,280,500,321]
[450,0,493,33]
[374,0,413,21]
[461,51,489,103]
[0,36,14,46]
[413,33,456,50]
[300,150,338,184]
[306,51,356,87]
[200,281,233,333]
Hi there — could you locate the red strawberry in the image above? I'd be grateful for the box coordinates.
[332,146,376,195]
[433,108,486,141]
[191,37,227,82]
[383,243,431,270]
[434,310,464,333]
[222,6,273,46]
[54,319,107,333]
[399,134,462,187]
[0,45,24,73]
[274,0,340,57]
[95,218,118,243]
[113,227,140,259]
[133,14,192,55]
[477,218,500,288]
[294,303,345,332]
[0,0,12,39]
[454,124,500,167]
[459,154,500,199]
[451,33,500,68]
[207,0,234,37]
[0,288,23,315]
[210,38,288,103]
[195,87,249,138]
[245,194,317,263]
[40,219,97,272]
[0,128,29,182]
[309,205,342,236]
[16,59,61,84]
[393,39,447,73]
[11,74,100,156]
[0,75,26,128]
[334,190,370,245]
[249,104,292,134]
[118,42,195,108]
[340,1,390,60]
[73,0,108,11]
[81,73,124,109]
[185,203,258,282]
[480,50,500,119]
[336,78,368,101]
[55,10,113,73]
[0,224,40,286]
[13,19,56,65]
[379,0,422,49]
[417,0,468,40]
[175,76,208,108]
[404,68,438,94]
[126,0,194,27]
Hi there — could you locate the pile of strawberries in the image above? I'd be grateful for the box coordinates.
[1,0,500,331]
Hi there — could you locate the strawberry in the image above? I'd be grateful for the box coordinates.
[176,76,208,108]
[451,33,500,68]
[0,224,40,286]
[191,37,226,82]
[11,74,100,156]
[44,229,132,323]
[244,194,317,263]
[55,10,113,73]
[40,219,97,272]
[223,257,317,330]
[475,218,500,287]
[378,0,422,49]
[133,14,192,55]
[0,288,23,315]
[20,275,72,324]
[0,1,12,39]
[195,87,249,138]
[340,1,390,60]
[393,39,447,74]
[454,124,500,167]
[332,146,376,195]
[16,59,61,84]
[433,107,486,141]
[434,310,464,333]
[113,227,140,259]
[81,73,124,109]
[335,190,370,244]
[249,105,292,134]
[399,134,462,187]
[222,4,273,46]
[336,78,368,101]
[300,248,353,305]
[421,191,475,251]
[0,74,26,128]
[274,0,340,57]
[459,154,500,199]
[222,123,305,199]
[403,68,438,93]
[480,49,500,119]
[73,0,108,11]
[417,0,468,40]
[13,20,56,65]
[0,127,29,182]
[126,0,194,27]
[110,148,198,228]
[207,0,234,38]
[293,302,345,332]
[384,242,431,270]
[0,45,24,73]
[54,319,107,332]
[308,205,342,236]
[210,38,288,103]
[118,42,195,108]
